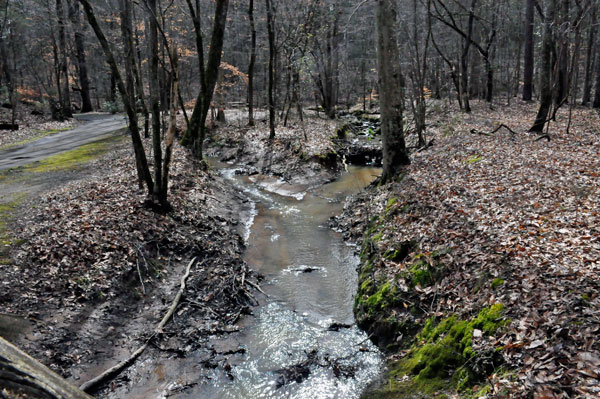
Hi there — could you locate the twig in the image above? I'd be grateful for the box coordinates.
[470,123,518,137]
[246,280,267,296]
[136,259,145,295]
[79,257,198,393]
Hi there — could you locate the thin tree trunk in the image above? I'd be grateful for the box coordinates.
[67,0,93,112]
[147,0,162,204]
[161,49,178,204]
[594,10,600,108]
[460,0,477,113]
[120,0,144,190]
[181,0,229,158]
[79,0,154,194]
[555,0,570,108]
[531,0,556,132]
[248,0,256,126]
[56,0,72,117]
[523,0,535,100]
[582,5,596,105]
[266,0,276,140]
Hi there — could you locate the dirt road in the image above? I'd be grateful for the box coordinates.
[0,114,126,171]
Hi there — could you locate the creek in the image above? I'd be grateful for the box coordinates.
[121,163,383,399]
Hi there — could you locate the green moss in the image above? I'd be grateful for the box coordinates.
[385,197,397,212]
[491,278,505,289]
[24,136,120,173]
[0,195,25,263]
[397,304,506,393]
[465,155,483,164]
[581,293,591,302]
[365,282,396,313]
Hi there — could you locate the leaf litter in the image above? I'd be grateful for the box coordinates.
[335,100,600,397]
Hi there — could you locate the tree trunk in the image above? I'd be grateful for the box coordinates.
[554,0,569,108]
[530,0,556,132]
[460,0,477,113]
[133,28,150,138]
[248,0,256,126]
[0,32,15,125]
[266,0,276,140]
[147,0,163,204]
[79,0,154,194]
[119,0,145,190]
[377,0,410,183]
[181,0,229,158]
[0,336,93,399]
[594,10,600,108]
[523,0,535,100]
[67,0,93,113]
[56,0,72,118]
[161,49,178,204]
[582,5,596,105]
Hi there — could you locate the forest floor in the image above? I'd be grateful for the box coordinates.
[0,114,266,397]
[334,100,600,398]
[1,100,598,398]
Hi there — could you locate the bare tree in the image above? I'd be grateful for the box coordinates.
[181,0,230,158]
[530,0,557,132]
[377,0,410,183]
[248,0,257,126]
[266,0,276,139]
[523,0,535,101]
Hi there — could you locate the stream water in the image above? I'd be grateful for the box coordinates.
[190,164,384,399]
[114,164,383,399]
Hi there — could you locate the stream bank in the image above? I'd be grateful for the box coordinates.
[332,102,600,398]
[1,112,387,398]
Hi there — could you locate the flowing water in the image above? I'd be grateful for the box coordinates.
[192,165,384,399]
[116,164,383,398]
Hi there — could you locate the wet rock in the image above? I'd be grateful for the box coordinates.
[327,322,353,331]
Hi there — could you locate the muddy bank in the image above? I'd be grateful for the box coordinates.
[208,111,383,186]
[0,133,261,397]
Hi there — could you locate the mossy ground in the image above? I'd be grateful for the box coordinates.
[355,208,509,398]
[24,135,122,173]
[363,305,507,398]
[0,135,123,264]
[0,195,25,264]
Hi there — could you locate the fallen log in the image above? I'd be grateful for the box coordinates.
[0,336,92,399]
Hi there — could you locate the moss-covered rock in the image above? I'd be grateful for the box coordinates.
[363,305,507,398]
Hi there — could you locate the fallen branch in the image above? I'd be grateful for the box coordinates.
[79,257,198,393]
[247,279,267,296]
[471,123,518,137]
[0,336,93,399]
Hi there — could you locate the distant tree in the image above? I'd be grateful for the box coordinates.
[55,0,72,118]
[66,0,92,113]
[582,4,596,106]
